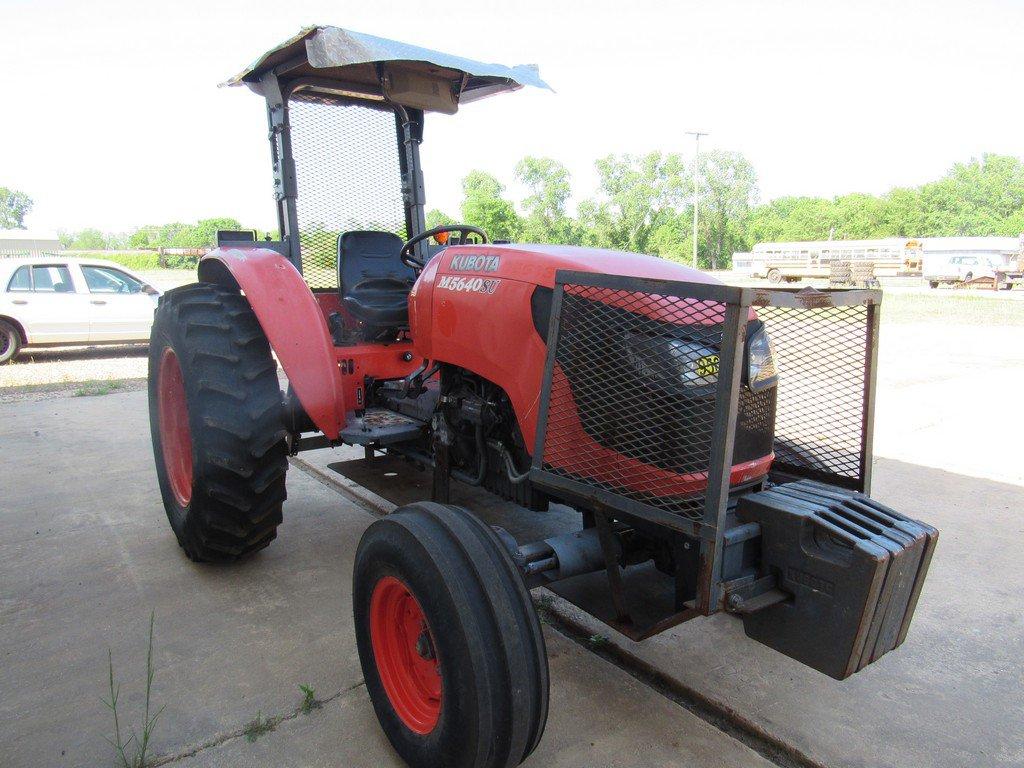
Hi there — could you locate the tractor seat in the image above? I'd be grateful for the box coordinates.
[338,230,416,327]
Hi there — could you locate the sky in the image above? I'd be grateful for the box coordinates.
[2,0,1023,235]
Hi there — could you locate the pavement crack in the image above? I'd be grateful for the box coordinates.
[149,680,366,765]
[291,454,826,768]
[538,604,826,768]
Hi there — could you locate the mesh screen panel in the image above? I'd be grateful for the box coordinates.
[288,94,407,289]
[540,284,732,521]
[758,304,869,481]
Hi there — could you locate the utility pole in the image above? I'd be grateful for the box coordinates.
[686,131,709,269]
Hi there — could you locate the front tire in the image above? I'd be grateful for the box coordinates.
[766,268,782,284]
[354,502,549,768]
[148,283,288,562]
[0,320,20,363]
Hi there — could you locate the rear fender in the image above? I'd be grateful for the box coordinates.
[198,248,345,439]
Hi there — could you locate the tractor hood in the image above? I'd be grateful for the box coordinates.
[435,243,721,288]
[223,26,551,113]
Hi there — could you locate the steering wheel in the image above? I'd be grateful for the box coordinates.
[400,224,489,269]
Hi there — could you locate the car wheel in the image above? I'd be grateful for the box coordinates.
[767,269,783,284]
[964,272,973,282]
[0,320,21,364]
[928,281,939,289]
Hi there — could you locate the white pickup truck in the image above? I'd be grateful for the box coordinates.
[924,254,1022,289]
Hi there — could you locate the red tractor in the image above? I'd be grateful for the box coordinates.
[148,27,937,768]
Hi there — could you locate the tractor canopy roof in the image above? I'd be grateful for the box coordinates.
[223,26,551,114]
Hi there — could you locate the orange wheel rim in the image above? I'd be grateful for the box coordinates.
[370,576,442,734]
[157,347,193,506]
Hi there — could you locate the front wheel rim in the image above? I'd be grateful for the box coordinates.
[370,576,442,735]
[157,347,193,506]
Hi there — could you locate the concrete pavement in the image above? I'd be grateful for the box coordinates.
[3,300,1023,768]
[0,390,774,768]
[298,446,1024,768]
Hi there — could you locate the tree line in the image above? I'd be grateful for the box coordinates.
[429,152,1024,269]
[57,218,251,251]
[10,151,1024,269]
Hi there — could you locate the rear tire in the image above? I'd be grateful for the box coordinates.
[148,282,287,562]
[928,280,939,289]
[0,320,20,363]
[766,268,782,284]
[354,502,549,768]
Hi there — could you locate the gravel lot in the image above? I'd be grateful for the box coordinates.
[0,270,192,399]
[0,346,150,402]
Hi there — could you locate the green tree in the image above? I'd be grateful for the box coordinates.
[460,171,521,241]
[1,187,33,229]
[829,193,889,239]
[647,212,693,263]
[426,209,457,229]
[128,226,159,248]
[578,152,687,254]
[169,217,243,248]
[879,187,925,237]
[696,150,758,268]
[515,157,579,244]
[68,228,109,250]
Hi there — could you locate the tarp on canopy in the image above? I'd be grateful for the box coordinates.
[223,26,550,108]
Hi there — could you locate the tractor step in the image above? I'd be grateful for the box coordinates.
[340,408,427,446]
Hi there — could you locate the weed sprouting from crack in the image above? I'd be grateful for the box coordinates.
[244,711,276,743]
[299,684,322,715]
[102,611,165,768]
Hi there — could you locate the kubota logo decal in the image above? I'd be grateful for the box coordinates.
[449,254,501,272]
[437,275,501,294]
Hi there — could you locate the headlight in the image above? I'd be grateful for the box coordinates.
[667,339,720,388]
[746,325,778,391]
[626,334,719,390]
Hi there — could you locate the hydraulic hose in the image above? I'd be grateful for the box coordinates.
[487,439,532,485]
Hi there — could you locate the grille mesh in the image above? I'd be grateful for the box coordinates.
[758,304,869,481]
[537,280,877,521]
[540,285,732,521]
[288,94,407,289]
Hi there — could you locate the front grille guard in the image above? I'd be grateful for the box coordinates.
[529,270,881,617]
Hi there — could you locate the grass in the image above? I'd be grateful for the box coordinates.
[103,612,165,768]
[881,290,1024,326]
[243,711,276,743]
[587,633,610,649]
[534,594,556,625]
[74,380,126,397]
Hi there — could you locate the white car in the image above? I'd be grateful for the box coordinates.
[0,257,161,363]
